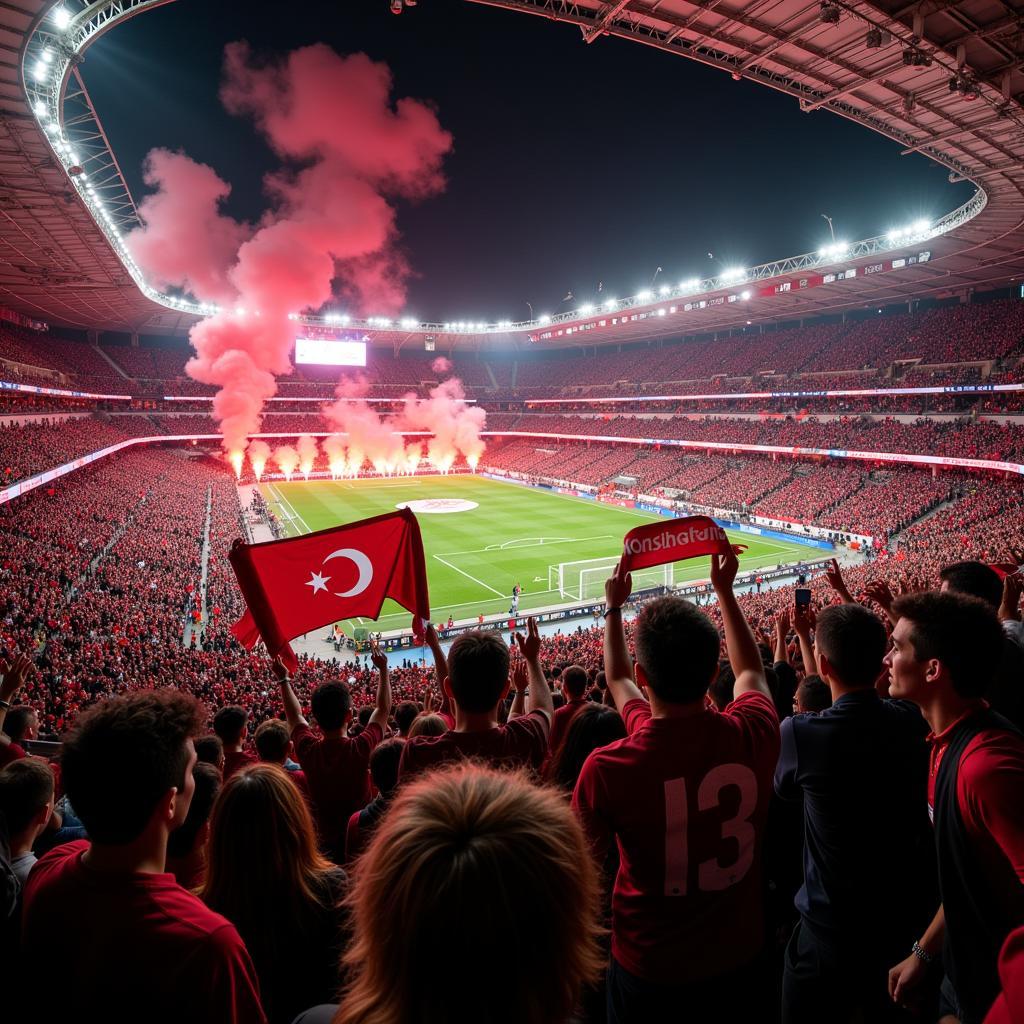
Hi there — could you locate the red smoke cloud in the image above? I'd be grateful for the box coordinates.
[126,42,452,456]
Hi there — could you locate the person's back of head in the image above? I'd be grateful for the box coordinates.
[446,631,510,715]
[60,690,205,846]
[3,706,37,744]
[0,758,54,840]
[311,681,352,733]
[708,660,736,712]
[357,706,373,728]
[394,701,419,737]
[890,590,1004,701]
[547,704,627,792]
[407,714,448,739]
[369,739,404,798]
[561,665,588,700]
[634,596,721,705]
[194,734,224,770]
[338,765,603,1024]
[940,560,1003,610]
[167,762,221,861]
[212,705,248,747]
[201,764,334,941]
[795,675,833,714]
[253,719,291,764]
[814,603,888,691]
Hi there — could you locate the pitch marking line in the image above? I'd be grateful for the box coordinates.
[268,484,313,535]
[432,554,505,598]
[446,534,616,558]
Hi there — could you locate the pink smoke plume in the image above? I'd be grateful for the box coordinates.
[126,42,452,456]
[430,356,452,375]
[322,376,486,475]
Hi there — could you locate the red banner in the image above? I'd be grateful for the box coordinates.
[621,515,743,573]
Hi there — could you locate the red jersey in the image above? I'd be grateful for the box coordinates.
[0,740,26,769]
[548,697,588,758]
[21,840,265,1024]
[985,925,1024,1024]
[399,710,549,779]
[928,718,1024,920]
[223,749,257,780]
[292,722,382,852]
[572,692,780,984]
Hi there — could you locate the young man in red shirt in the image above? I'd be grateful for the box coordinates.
[885,591,1024,1024]
[19,690,265,1024]
[275,642,390,862]
[573,549,780,1024]
[548,665,589,757]
[213,705,256,780]
[398,617,553,779]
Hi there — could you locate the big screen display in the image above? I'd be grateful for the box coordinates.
[294,338,367,366]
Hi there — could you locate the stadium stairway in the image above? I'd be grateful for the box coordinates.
[94,344,133,381]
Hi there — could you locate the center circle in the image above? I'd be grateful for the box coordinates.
[396,498,479,514]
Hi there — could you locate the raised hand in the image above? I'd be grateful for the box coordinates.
[793,602,817,637]
[605,557,632,611]
[864,579,895,611]
[1000,571,1023,623]
[513,616,542,663]
[710,546,740,593]
[0,651,35,703]
[369,639,388,674]
[270,656,291,683]
[775,609,791,636]
[510,656,529,694]
[824,558,854,603]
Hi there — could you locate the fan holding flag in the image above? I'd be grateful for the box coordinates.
[229,507,431,671]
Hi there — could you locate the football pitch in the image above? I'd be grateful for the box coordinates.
[258,474,814,634]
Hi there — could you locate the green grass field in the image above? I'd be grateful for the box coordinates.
[259,475,813,633]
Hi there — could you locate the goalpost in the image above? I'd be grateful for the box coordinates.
[548,557,674,602]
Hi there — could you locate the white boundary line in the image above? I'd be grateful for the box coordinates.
[432,553,505,598]
[268,483,313,535]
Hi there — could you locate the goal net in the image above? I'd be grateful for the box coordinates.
[548,558,674,602]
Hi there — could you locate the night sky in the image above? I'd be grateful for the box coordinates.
[80,0,972,323]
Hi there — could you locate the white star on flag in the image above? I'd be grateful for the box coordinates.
[305,571,330,595]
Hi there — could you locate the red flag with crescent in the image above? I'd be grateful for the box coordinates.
[229,507,430,671]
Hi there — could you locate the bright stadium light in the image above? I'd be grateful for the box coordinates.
[682,278,700,291]
[579,303,594,314]
[741,290,751,300]
[887,228,903,241]
[539,314,551,324]
[912,218,930,233]
[41,47,54,63]
[657,308,667,317]
[722,267,745,281]
[400,317,416,328]
[33,61,48,81]
[605,298,618,310]
[33,100,46,117]
[53,7,71,29]
[659,285,670,296]
[637,289,653,301]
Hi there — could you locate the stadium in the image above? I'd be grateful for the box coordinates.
[1,1,1024,1023]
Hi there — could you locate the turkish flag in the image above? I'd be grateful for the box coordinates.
[229,507,430,671]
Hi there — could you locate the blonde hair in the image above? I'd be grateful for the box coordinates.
[407,713,448,739]
[337,764,604,1024]
[200,763,335,956]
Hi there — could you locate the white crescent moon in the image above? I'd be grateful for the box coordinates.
[322,548,374,598]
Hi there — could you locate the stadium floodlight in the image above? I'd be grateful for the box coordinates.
[659,285,670,296]
[340,314,350,323]
[33,61,48,81]
[912,218,930,233]
[637,289,653,301]
[400,317,416,328]
[41,47,54,63]
[887,228,903,242]
[579,303,594,314]
[682,277,701,291]
[741,290,751,300]
[539,314,551,324]
[53,7,72,29]
[33,100,46,117]
[657,308,667,316]
[722,266,745,281]
[605,298,618,310]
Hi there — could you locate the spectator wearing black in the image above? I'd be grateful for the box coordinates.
[776,603,935,1023]
[886,592,1024,1024]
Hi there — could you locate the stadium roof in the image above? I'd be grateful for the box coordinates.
[0,0,1022,347]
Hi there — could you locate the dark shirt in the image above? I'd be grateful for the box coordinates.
[774,690,935,948]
